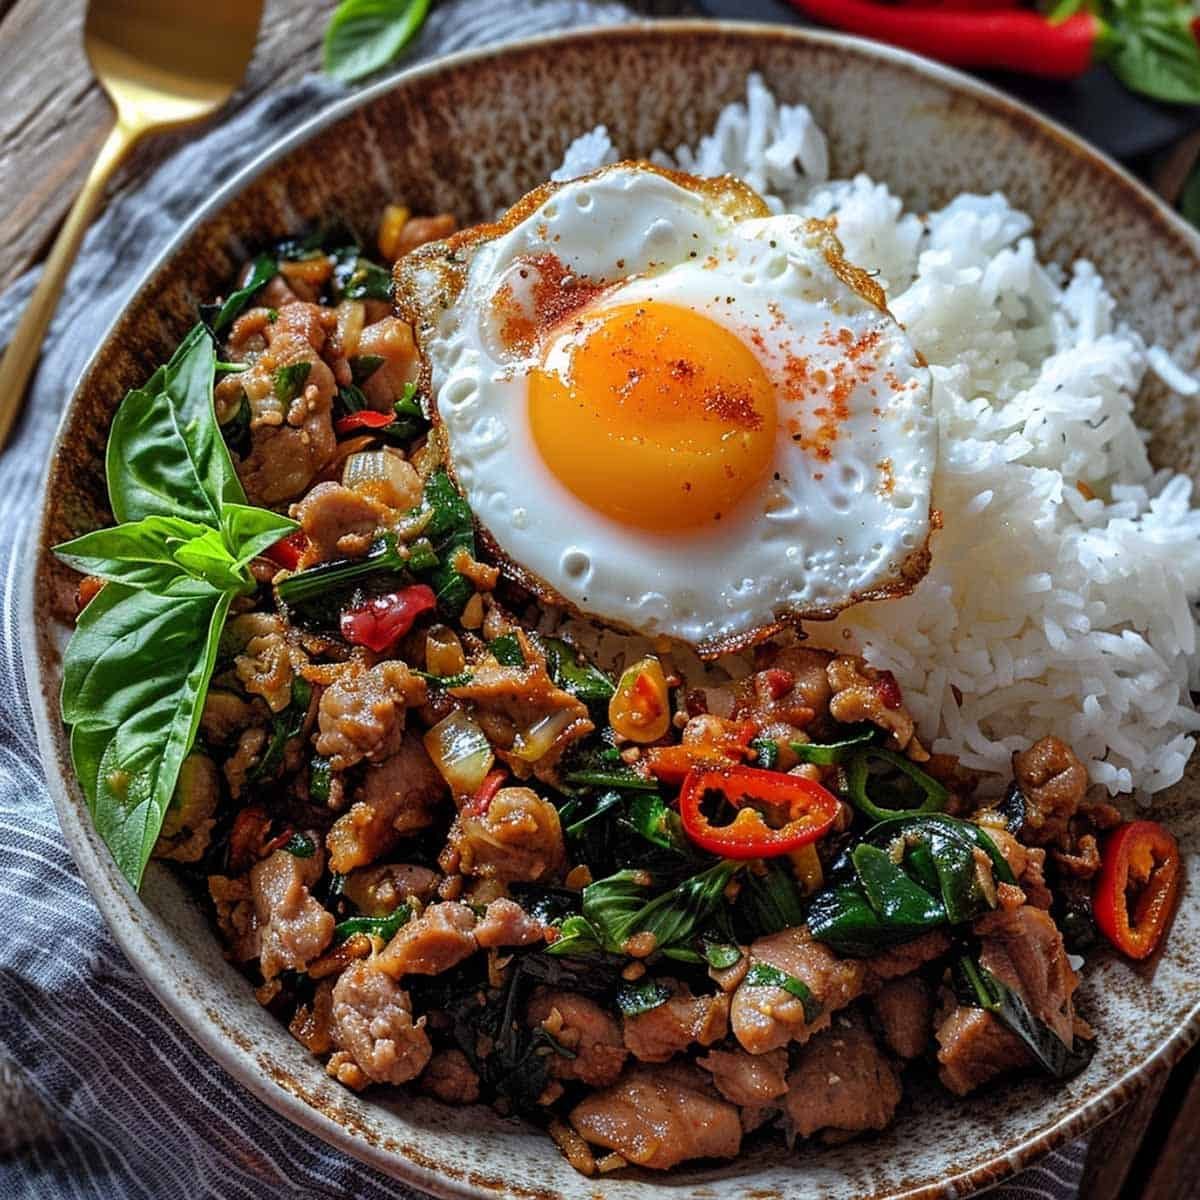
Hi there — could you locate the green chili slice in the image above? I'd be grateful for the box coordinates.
[846,747,948,822]
[789,725,876,765]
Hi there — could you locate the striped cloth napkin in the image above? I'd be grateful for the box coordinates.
[0,1,1088,1194]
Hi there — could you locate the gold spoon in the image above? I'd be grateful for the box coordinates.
[0,0,264,449]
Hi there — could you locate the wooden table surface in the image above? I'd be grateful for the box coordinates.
[0,1,1197,1196]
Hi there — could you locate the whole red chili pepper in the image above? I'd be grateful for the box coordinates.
[786,0,1105,78]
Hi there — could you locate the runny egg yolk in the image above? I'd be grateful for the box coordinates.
[528,301,778,532]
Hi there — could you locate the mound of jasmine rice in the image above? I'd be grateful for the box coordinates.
[557,75,1200,798]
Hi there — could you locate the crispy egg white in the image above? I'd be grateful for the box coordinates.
[397,163,935,653]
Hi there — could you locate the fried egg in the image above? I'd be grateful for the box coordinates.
[397,163,935,653]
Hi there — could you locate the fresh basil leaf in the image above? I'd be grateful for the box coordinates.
[955,955,1096,1080]
[64,581,229,888]
[54,515,210,592]
[170,528,253,594]
[323,0,432,83]
[220,502,299,569]
[743,961,823,1023]
[202,252,277,336]
[106,325,246,526]
[615,978,672,1017]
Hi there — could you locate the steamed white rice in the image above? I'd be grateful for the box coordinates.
[555,75,1200,799]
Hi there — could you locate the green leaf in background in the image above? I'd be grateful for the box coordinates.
[323,0,432,84]
[1105,0,1200,104]
[62,581,230,889]
[106,325,246,525]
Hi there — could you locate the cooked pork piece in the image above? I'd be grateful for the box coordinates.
[936,1006,1031,1096]
[315,661,426,771]
[448,650,593,778]
[731,927,866,1053]
[473,897,545,948]
[420,1048,481,1104]
[526,988,627,1087]
[698,1047,789,1107]
[979,825,1053,909]
[376,901,478,977]
[784,1017,902,1139]
[250,844,335,980]
[1012,736,1088,847]
[936,904,1077,1095]
[622,982,729,1062]
[341,863,439,916]
[731,927,950,1054]
[448,786,566,883]
[329,960,431,1087]
[292,481,385,564]
[976,905,1077,1045]
[826,655,926,759]
[569,1064,741,1170]
[871,976,934,1059]
[326,733,444,873]
[236,310,338,505]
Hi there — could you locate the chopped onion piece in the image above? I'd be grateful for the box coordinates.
[342,448,417,508]
[336,300,365,358]
[424,709,494,797]
[510,708,577,763]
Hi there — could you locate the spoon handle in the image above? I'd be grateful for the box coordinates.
[0,121,138,450]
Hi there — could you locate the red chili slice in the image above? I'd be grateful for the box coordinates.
[645,720,759,786]
[339,584,436,653]
[469,769,508,815]
[263,530,309,570]
[1093,820,1181,960]
[334,410,395,435]
[678,763,839,860]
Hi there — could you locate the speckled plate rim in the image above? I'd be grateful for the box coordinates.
[20,19,1200,1200]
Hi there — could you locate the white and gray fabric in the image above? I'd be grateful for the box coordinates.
[0,1,1088,1194]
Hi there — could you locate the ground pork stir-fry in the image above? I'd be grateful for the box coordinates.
[69,212,1153,1177]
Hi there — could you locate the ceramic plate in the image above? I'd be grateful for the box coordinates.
[23,22,1200,1200]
